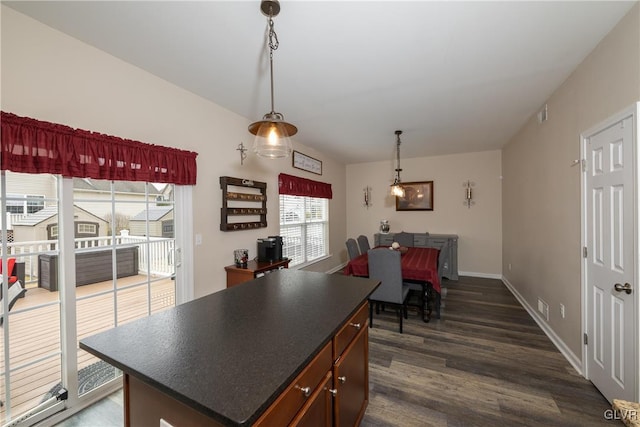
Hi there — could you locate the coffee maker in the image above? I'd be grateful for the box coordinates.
[257,236,283,263]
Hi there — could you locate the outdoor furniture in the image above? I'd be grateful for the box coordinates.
[0,280,26,326]
[38,246,139,291]
[0,258,18,284]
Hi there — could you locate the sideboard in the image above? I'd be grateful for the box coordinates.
[374,233,458,280]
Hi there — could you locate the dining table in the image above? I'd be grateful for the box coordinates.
[343,246,441,321]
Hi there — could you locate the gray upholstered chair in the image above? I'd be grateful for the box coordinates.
[394,231,414,247]
[367,248,411,333]
[356,235,370,254]
[346,238,361,261]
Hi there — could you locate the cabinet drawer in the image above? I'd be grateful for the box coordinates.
[427,238,446,249]
[378,235,394,245]
[254,341,332,427]
[333,302,368,360]
[413,234,428,247]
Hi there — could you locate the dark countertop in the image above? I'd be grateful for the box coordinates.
[80,270,379,426]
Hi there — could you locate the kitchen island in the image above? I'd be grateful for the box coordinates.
[80,270,380,427]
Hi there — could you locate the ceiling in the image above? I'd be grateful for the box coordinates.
[4,1,636,164]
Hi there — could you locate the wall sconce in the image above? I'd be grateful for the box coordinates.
[237,142,248,165]
[463,180,475,208]
[363,186,372,208]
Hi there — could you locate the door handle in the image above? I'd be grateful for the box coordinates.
[614,283,632,295]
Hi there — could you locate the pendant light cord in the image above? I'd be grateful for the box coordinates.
[395,131,402,182]
[268,16,279,115]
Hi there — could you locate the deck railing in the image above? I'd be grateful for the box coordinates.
[0,234,174,285]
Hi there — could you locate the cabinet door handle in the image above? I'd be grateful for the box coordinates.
[296,386,311,397]
[349,322,361,330]
[329,388,338,397]
[338,376,347,384]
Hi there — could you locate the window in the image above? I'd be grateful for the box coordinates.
[6,194,45,214]
[162,220,174,238]
[77,223,97,235]
[279,195,328,267]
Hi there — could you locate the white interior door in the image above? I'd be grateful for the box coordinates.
[583,105,638,403]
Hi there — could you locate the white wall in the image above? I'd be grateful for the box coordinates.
[502,3,640,359]
[1,6,347,297]
[346,150,502,276]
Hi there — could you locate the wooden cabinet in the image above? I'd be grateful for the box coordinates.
[257,301,370,427]
[255,342,333,427]
[332,303,369,427]
[224,258,290,287]
[375,232,459,280]
[291,372,333,427]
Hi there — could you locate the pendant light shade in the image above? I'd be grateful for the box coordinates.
[390,130,405,197]
[249,0,297,159]
[249,113,297,159]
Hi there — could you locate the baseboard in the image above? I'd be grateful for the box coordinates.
[501,276,584,376]
[458,271,502,279]
[326,262,348,275]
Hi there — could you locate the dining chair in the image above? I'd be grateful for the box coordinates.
[367,248,410,333]
[345,238,360,261]
[356,235,370,254]
[0,258,18,285]
[0,280,26,327]
[394,231,414,247]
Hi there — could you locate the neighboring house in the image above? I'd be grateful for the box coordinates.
[3,174,169,239]
[2,172,57,214]
[128,207,174,238]
[73,178,165,218]
[12,204,108,242]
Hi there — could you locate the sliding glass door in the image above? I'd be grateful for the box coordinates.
[73,179,176,400]
[0,171,64,424]
[0,172,185,425]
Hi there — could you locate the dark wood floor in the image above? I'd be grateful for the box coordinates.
[361,276,616,427]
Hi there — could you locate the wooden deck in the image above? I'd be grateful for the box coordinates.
[0,275,175,423]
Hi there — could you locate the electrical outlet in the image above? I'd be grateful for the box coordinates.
[508,263,512,271]
[195,233,202,246]
[560,304,565,319]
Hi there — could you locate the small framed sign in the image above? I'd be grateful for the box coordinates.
[292,151,322,175]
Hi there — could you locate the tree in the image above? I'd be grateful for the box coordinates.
[104,212,130,235]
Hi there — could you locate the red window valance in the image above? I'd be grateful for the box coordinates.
[1,111,198,185]
[278,173,332,199]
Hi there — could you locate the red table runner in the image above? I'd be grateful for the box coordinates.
[344,246,441,293]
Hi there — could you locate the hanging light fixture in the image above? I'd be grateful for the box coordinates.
[390,130,405,197]
[248,0,297,159]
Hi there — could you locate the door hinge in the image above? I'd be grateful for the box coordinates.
[583,247,588,258]
[584,333,588,345]
[581,159,587,172]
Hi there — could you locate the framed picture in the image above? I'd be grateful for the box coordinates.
[396,181,434,211]
[292,151,322,175]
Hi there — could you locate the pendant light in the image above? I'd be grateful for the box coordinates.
[248,0,297,159]
[390,130,405,197]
